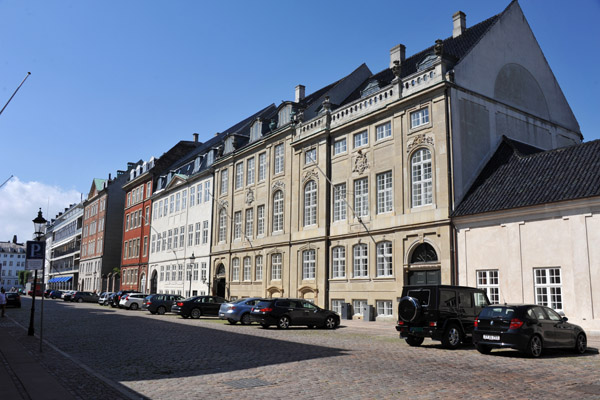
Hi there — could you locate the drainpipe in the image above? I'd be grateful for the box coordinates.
[444,86,457,285]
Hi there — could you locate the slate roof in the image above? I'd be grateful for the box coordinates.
[453,137,600,217]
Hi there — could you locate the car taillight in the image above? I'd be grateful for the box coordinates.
[176,302,184,307]
[259,307,272,312]
[474,318,479,328]
[429,321,437,327]
[229,306,236,310]
[145,302,151,305]
[509,318,523,330]
[397,321,404,326]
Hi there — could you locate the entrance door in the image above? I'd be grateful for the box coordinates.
[140,273,146,293]
[216,278,226,298]
[408,270,440,285]
[150,271,157,294]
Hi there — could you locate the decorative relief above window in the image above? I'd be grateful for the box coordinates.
[352,150,369,174]
[407,134,434,153]
[303,170,319,183]
[272,180,285,193]
[245,188,254,205]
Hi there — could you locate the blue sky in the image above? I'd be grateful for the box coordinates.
[0,0,599,241]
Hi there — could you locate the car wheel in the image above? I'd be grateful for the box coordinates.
[261,324,270,329]
[130,303,139,310]
[240,313,252,325]
[228,318,237,325]
[405,335,425,347]
[277,316,290,329]
[190,308,202,319]
[77,298,83,303]
[157,306,166,315]
[441,324,462,349]
[476,344,492,354]
[324,316,338,329]
[574,333,587,354]
[526,335,543,358]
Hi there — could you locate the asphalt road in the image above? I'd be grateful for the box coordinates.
[6,297,600,400]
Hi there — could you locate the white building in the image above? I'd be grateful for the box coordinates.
[0,237,26,290]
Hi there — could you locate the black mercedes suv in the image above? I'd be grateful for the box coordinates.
[396,285,490,349]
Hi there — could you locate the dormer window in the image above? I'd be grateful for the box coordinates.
[361,80,380,98]
[206,150,214,166]
[250,120,262,142]
[417,54,438,72]
[194,156,202,172]
[278,105,291,127]
[224,136,235,154]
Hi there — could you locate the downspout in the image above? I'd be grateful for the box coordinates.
[324,112,332,309]
[444,84,457,285]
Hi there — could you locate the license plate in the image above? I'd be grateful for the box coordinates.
[410,327,423,333]
[483,334,500,341]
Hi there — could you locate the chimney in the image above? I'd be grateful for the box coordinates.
[193,133,199,142]
[12,235,17,244]
[453,11,466,38]
[295,85,305,102]
[389,44,406,69]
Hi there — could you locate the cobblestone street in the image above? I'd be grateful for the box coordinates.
[3,297,600,400]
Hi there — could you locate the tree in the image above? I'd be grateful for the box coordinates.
[18,270,32,286]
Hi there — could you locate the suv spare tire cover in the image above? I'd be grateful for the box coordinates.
[398,296,421,322]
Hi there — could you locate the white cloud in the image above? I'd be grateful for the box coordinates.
[0,177,82,243]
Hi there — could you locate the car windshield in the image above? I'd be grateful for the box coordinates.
[407,289,430,306]
[479,306,515,319]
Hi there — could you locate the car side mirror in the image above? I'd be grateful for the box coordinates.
[562,316,568,323]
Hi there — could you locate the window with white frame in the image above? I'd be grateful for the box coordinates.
[274,144,284,174]
[182,189,187,209]
[204,181,210,202]
[255,255,263,281]
[220,169,228,195]
[411,148,432,207]
[165,265,170,281]
[353,244,368,278]
[534,267,562,310]
[233,211,242,240]
[305,148,316,165]
[258,152,266,182]
[257,205,265,236]
[160,266,164,281]
[333,183,347,222]
[332,246,346,278]
[376,241,393,277]
[179,226,184,247]
[195,222,201,245]
[235,162,244,190]
[302,249,316,280]
[218,209,227,242]
[272,191,284,233]
[352,299,368,315]
[376,171,393,214]
[202,221,209,244]
[354,178,369,217]
[173,227,179,248]
[175,192,181,212]
[167,230,173,250]
[245,208,254,239]
[201,262,207,281]
[246,157,255,185]
[151,234,156,253]
[197,183,203,204]
[250,121,262,141]
[334,138,346,155]
[271,253,282,280]
[376,122,391,141]
[376,300,393,316]
[304,180,317,226]
[193,263,199,281]
[331,299,344,315]
[188,224,193,246]
[232,258,240,281]
[243,257,251,281]
[353,130,368,148]
[477,270,500,304]
[189,186,195,207]
[169,194,175,214]
[410,107,429,129]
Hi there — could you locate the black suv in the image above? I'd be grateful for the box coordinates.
[396,285,490,349]
[142,294,184,315]
[250,298,340,329]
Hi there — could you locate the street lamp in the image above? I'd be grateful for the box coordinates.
[202,263,211,296]
[188,253,195,297]
[28,209,47,336]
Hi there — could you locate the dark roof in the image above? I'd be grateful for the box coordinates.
[453,137,600,217]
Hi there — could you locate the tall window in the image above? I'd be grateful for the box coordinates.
[195,222,201,245]
[534,268,562,310]
[304,181,317,226]
[353,244,368,278]
[235,162,244,190]
[232,258,240,281]
[334,138,346,155]
[245,208,254,239]
[333,183,346,222]
[246,157,255,185]
[354,178,369,217]
[220,169,228,195]
[353,130,368,148]
[243,257,251,281]
[169,195,175,213]
[197,183,203,204]
[477,270,499,304]
[202,221,209,244]
[204,181,210,202]
[271,254,282,280]
[411,148,432,207]
[258,152,266,182]
[218,209,227,242]
[376,241,393,277]
[272,191,284,233]
[190,186,196,207]
[332,246,346,278]
[173,227,179,248]
[255,255,263,281]
[257,205,265,236]
[410,108,429,128]
[175,192,181,212]
[167,230,173,250]
[274,144,284,174]
[376,171,393,214]
[181,190,187,209]
[376,122,391,140]
[188,224,193,246]
[179,226,184,247]
[305,148,316,165]
[302,249,316,280]
[233,211,242,240]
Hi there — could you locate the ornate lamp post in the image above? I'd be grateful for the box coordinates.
[28,209,47,336]
[188,253,195,297]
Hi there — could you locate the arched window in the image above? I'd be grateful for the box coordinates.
[218,209,227,242]
[376,241,393,277]
[411,148,432,207]
[232,258,240,281]
[272,190,284,233]
[410,243,438,263]
[304,180,317,226]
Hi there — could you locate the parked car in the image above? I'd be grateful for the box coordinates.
[219,297,265,325]
[49,290,63,299]
[43,289,53,298]
[98,292,114,306]
[71,291,99,303]
[396,285,490,349]
[6,292,21,308]
[250,298,340,329]
[119,293,149,310]
[473,304,587,358]
[109,290,138,308]
[172,296,227,319]
[142,294,184,315]
[62,290,76,301]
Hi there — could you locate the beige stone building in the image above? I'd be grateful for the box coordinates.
[210,2,582,320]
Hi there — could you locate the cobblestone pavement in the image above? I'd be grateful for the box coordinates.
[7,297,600,400]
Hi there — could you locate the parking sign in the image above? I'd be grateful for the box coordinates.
[26,241,46,270]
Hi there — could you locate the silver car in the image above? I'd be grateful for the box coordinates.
[98,292,114,306]
[219,297,265,325]
[119,293,146,310]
